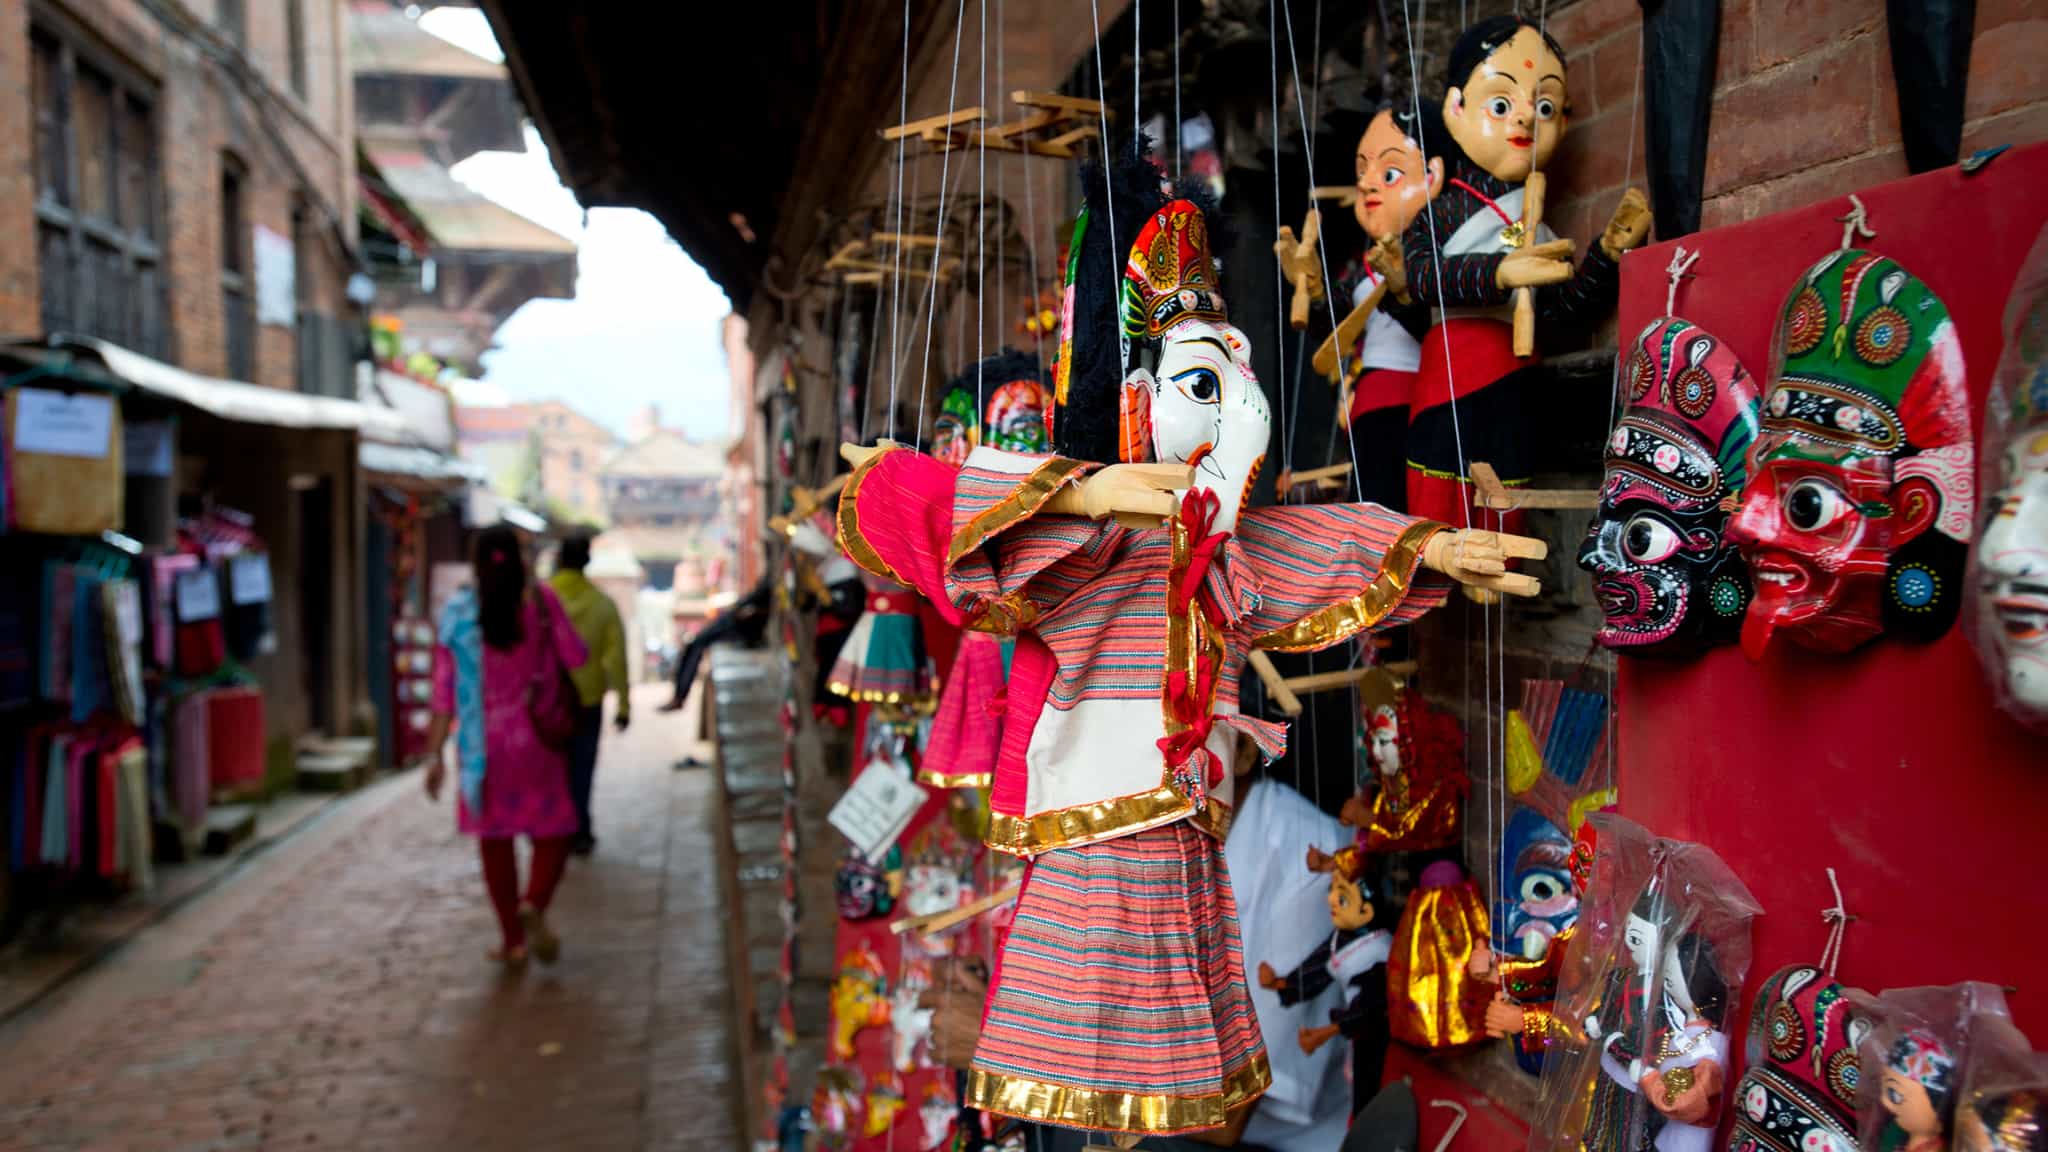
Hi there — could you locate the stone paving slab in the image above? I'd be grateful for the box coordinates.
[0,684,738,1152]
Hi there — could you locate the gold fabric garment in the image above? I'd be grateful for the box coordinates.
[1388,877,1493,1048]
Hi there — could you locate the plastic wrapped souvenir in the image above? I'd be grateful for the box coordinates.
[1857,983,2013,1152]
[1972,225,2048,728]
[1726,965,1871,1152]
[1338,105,1441,510]
[812,1067,863,1149]
[1582,318,1763,654]
[1531,815,1762,1152]
[1472,814,1613,1069]
[900,824,973,956]
[829,945,891,1061]
[837,145,1535,1138]
[890,959,934,1072]
[1403,16,1649,532]
[1730,249,1974,658]
[1388,858,1492,1050]
[1954,1014,2048,1152]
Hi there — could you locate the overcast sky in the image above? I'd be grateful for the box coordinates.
[418,8,733,442]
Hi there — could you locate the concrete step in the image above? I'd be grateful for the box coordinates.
[201,805,258,856]
[296,735,376,765]
[296,754,366,793]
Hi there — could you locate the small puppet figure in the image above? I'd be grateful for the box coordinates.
[827,572,935,707]
[1729,248,1974,659]
[829,945,892,1061]
[918,1081,958,1151]
[1580,318,1763,655]
[1580,881,1736,1152]
[1324,684,1466,858]
[889,972,934,1073]
[835,844,901,920]
[1878,1030,1959,1152]
[1336,103,1443,511]
[864,1079,909,1139]
[1401,15,1651,534]
[980,352,1053,453]
[1470,817,1605,1068]
[1387,859,1494,1051]
[1262,847,1394,1114]
[812,1067,864,1149]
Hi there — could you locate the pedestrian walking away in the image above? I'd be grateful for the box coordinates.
[413,523,589,967]
[549,533,631,855]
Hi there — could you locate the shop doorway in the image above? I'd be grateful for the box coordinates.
[298,478,333,735]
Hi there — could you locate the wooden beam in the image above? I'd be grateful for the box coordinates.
[1469,461,1599,511]
[880,106,987,141]
[1011,91,1107,117]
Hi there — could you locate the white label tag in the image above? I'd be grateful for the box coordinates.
[13,389,112,458]
[122,420,174,476]
[826,757,927,861]
[175,566,221,622]
[229,553,273,605]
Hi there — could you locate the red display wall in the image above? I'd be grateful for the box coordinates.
[1615,145,2048,1052]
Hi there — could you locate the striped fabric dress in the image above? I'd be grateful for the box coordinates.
[838,444,1451,1135]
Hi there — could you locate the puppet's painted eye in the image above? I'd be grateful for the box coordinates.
[1381,166,1405,187]
[1486,96,1513,119]
[1520,873,1565,903]
[1534,97,1559,121]
[1785,478,1852,532]
[1622,515,1681,564]
[1176,368,1221,403]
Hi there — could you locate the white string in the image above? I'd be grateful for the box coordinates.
[1623,20,1643,196]
[1819,867,1853,978]
[888,0,913,437]
[995,0,1007,396]
[1173,0,1182,171]
[1838,194,1876,250]
[1132,0,1141,150]
[1664,246,1700,318]
[1021,119,1044,365]
[913,0,971,453]
[1270,0,1289,473]
[1089,0,1129,375]
[977,0,988,414]
[1403,4,1469,531]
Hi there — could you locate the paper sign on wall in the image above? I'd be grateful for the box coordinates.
[826,757,927,861]
[123,420,174,477]
[229,553,273,605]
[254,225,297,327]
[175,566,221,622]
[12,389,112,458]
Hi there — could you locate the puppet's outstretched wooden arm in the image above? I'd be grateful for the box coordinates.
[1422,528,1548,598]
[839,441,1189,528]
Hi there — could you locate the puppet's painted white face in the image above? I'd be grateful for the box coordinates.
[1368,708,1402,776]
[919,1095,954,1150]
[903,865,962,919]
[1980,423,2048,712]
[1623,912,1659,972]
[1147,318,1269,533]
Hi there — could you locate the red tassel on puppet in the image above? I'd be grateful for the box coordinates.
[1387,859,1494,1049]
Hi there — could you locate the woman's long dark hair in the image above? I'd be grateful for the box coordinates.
[473,524,527,650]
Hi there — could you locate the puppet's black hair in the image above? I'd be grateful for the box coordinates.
[1054,138,1169,464]
[944,346,1047,401]
[1445,16,1568,103]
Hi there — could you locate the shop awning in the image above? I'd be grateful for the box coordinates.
[359,145,576,260]
[360,441,486,487]
[359,367,456,451]
[5,337,412,439]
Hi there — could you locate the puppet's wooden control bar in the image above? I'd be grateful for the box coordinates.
[1512,171,1547,357]
[1469,461,1599,511]
[890,884,1021,938]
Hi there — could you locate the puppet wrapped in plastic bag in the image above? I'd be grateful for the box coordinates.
[1953,1012,2048,1152]
[1971,223,2048,730]
[1530,814,1762,1152]
[1855,982,2013,1152]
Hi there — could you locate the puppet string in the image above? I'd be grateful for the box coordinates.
[1173,0,1182,171]
[1089,0,1129,375]
[1624,20,1643,194]
[978,0,988,414]
[913,0,970,454]
[1819,867,1854,978]
[1403,0,1470,531]
[994,0,1006,389]
[1270,0,1291,478]
[889,0,912,431]
[1133,0,1140,150]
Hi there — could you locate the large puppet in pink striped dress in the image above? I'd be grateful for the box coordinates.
[835,189,1511,1137]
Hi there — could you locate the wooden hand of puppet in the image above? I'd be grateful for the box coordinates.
[1600,187,1652,260]
[1496,238,1577,290]
[839,441,1189,529]
[1367,232,1410,303]
[1422,528,1547,597]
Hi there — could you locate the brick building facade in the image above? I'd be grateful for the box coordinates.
[0,0,358,392]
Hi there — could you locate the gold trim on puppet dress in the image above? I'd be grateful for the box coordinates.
[947,454,1092,565]
[1253,521,1448,651]
[836,449,911,587]
[966,1049,1272,1135]
[981,741,1236,856]
[916,769,994,788]
[824,681,941,709]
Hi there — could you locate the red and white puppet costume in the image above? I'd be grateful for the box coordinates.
[837,198,1455,1137]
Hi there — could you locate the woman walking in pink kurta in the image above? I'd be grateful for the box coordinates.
[415,525,588,966]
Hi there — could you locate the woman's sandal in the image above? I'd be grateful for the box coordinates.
[519,904,561,966]
[488,944,529,967]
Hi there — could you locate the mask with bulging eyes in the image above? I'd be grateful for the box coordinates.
[1579,318,1762,655]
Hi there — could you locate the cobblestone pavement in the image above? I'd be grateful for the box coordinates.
[0,684,739,1152]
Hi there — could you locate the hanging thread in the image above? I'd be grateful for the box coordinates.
[1818,867,1855,978]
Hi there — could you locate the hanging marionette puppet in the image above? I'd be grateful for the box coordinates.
[1334,102,1443,510]
[1402,16,1651,535]
[1470,814,1608,1067]
[1728,242,1974,658]
[921,352,1050,787]
[1322,683,1466,856]
[835,143,1546,1139]
[1258,847,1393,1115]
[1580,301,1764,656]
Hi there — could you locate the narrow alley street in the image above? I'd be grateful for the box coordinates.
[0,686,739,1152]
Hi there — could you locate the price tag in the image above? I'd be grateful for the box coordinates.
[13,389,112,458]
[827,757,927,861]
[229,553,273,605]
[175,566,221,622]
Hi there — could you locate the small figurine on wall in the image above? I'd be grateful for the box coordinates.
[1730,247,1974,658]
[829,946,892,1061]
[1878,1031,1959,1152]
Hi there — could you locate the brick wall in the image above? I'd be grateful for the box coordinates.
[0,0,354,388]
[1548,0,2048,256]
